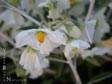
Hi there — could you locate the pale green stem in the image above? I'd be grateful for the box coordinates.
[85,0,95,21]
[1,0,43,27]
[66,57,82,84]
[0,31,15,47]
[48,58,67,64]
[87,73,112,84]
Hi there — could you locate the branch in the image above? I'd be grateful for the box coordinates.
[0,31,15,47]
[48,58,67,64]
[1,0,42,26]
[36,8,48,26]
[67,57,82,84]
[85,0,95,21]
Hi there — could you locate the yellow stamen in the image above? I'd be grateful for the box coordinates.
[37,31,45,43]
[3,31,8,36]
[70,0,75,6]
[72,47,78,52]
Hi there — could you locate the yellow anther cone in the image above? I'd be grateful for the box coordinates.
[37,31,45,43]
[72,47,78,52]
[70,0,75,6]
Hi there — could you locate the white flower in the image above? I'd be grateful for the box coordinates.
[15,28,66,55]
[20,47,49,79]
[0,10,24,28]
[59,21,82,38]
[39,0,70,19]
[64,40,90,58]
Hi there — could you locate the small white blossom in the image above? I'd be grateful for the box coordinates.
[64,40,90,58]
[20,47,49,79]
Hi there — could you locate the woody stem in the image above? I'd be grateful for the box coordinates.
[85,0,95,21]
[1,0,42,26]
[67,58,82,84]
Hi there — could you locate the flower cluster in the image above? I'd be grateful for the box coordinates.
[0,0,112,83]
[14,0,97,78]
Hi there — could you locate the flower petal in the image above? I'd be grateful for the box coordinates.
[64,43,72,58]
[69,25,82,38]
[64,40,90,58]
[20,48,44,79]
[39,38,59,55]
[26,68,43,79]
[71,40,90,49]
[85,20,96,44]
[15,29,39,49]
[48,30,67,45]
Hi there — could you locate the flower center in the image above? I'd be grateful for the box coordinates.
[37,31,45,43]
[70,0,75,6]
[72,47,78,52]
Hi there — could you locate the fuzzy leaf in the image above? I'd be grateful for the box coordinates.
[85,57,101,66]
[87,72,112,84]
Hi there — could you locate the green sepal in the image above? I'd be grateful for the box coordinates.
[16,68,26,77]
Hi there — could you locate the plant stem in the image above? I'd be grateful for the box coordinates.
[48,57,67,64]
[67,57,82,84]
[85,0,95,21]
[1,0,42,26]
[37,8,48,26]
[0,31,15,47]
[87,73,112,84]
